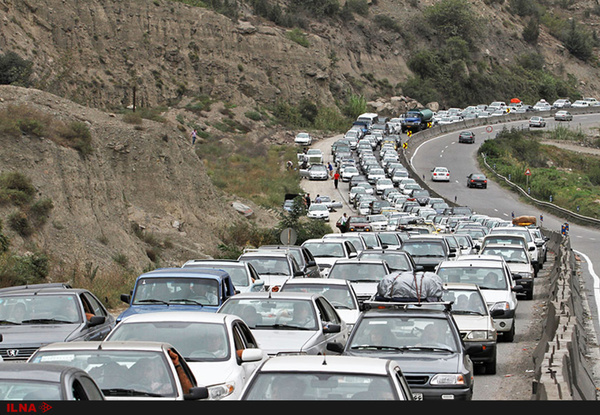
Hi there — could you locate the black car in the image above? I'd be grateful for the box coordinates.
[0,362,105,400]
[327,301,476,400]
[466,173,487,189]
[398,236,452,272]
[256,245,322,279]
[0,283,115,361]
[458,131,475,144]
[357,248,419,273]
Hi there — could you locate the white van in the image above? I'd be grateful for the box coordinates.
[356,113,379,128]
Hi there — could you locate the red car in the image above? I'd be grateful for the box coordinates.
[347,216,372,232]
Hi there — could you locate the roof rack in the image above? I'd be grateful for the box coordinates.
[363,299,453,312]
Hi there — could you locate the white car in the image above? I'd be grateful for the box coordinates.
[28,341,209,401]
[442,283,500,374]
[366,214,388,231]
[240,355,413,400]
[532,100,551,111]
[571,100,590,108]
[103,312,267,400]
[341,166,360,182]
[217,292,349,357]
[480,244,535,300]
[375,178,394,195]
[280,278,362,329]
[307,203,330,221]
[294,132,312,146]
[431,166,450,182]
[301,238,359,277]
[436,258,520,342]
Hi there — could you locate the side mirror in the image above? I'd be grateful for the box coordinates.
[87,316,106,327]
[323,324,341,334]
[326,342,345,354]
[120,294,131,304]
[184,386,209,401]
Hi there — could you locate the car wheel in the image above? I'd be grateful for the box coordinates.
[483,184,487,189]
[525,289,533,300]
[484,353,497,375]
[502,322,515,342]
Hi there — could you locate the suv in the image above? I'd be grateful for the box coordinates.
[181,259,265,293]
[327,301,476,400]
[118,268,237,322]
[441,283,502,374]
[480,244,535,300]
[435,258,522,342]
[237,250,304,292]
[0,283,115,361]
[256,245,321,279]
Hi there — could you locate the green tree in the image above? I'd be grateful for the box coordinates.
[0,51,33,86]
[522,18,540,44]
[423,0,482,45]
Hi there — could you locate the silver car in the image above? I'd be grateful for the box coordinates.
[217,292,349,356]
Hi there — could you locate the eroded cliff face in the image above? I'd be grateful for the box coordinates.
[0,85,277,276]
[1,0,412,111]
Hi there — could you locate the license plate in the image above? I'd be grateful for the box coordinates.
[412,393,423,400]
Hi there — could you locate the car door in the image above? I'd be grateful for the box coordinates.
[80,292,114,341]
[232,320,264,385]
[315,297,348,352]
[301,248,321,279]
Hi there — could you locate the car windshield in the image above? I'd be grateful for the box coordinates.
[132,277,220,306]
[401,242,445,257]
[348,317,458,352]
[482,247,528,264]
[106,320,230,362]
[281,284,357,310]
[219,298,317,330]
[437,266,508,290]
[243,372,398,400]
[442,289,487,315]
[310,204,328,212]
[303,242,345,258]
[243,257,292,276]
[0,294,82,325]
[0,380,62,400]
[188,264,250,288]
[328,263,388,282]
[358,252,412,271]
[30,350,177,398]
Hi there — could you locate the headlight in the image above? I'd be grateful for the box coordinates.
[465,330,496,341]
[489,301,510,312]
[430,374,466,385]
[207,383,235,400]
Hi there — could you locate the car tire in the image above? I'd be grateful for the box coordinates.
[502,322,515,342]
[483,185,487,189]
[484,355,497,375]
[525,289,533,300]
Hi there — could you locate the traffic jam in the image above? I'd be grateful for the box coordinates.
[0,109,550,402]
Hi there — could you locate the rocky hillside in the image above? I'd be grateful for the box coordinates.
[1,0,600,280]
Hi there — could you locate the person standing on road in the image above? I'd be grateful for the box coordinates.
[327,162,333,178]
[304,193,311,208]
[333,171,340,189]
[336,213,348,233]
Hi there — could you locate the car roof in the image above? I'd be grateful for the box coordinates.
[442,282,481,291]
[282,278,350,287]
[117,311,233,325]
[35,341,173,353]
[182,259,245,268]
[438,259,504,268]
[0,362,85,382]
[331,259,386,265]
[456,254,505,262]
[239,250,293,259]
[137,267,231,280]
[255,354,393,375]
[221,292,322,301]
[0,283,90,296]
[481,243,526,250]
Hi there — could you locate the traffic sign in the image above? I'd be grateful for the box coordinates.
[402,142,408,149]
[407,131,412,137]
[525,168,531,176]
[280,228,297,245]
[486,126,493,133]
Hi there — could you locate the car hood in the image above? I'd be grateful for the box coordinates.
[117,304,218,321]
[345,350,461,374]
[336,309,361,325]
[250,329,318,355]
[507,263,533,274]
[480,289,516,308]
[451,314,494,332]
[188,361,235,387]
[0,323,83,347]
[349,282,378,298]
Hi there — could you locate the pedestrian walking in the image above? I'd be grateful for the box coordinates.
[327,162,333,178]
[333,171,340,189]
[336,213,348,233]
[191,129,198,145]
[304,193,311,208]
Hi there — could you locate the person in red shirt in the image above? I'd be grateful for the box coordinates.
[333,171,340,189]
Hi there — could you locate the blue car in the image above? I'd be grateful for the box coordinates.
[117,268,238,322]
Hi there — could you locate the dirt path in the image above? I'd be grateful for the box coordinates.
[540,140,600,156]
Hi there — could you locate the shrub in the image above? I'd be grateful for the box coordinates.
[0,51,33,86]
[286,28,310,47]
[7,211,33,237]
